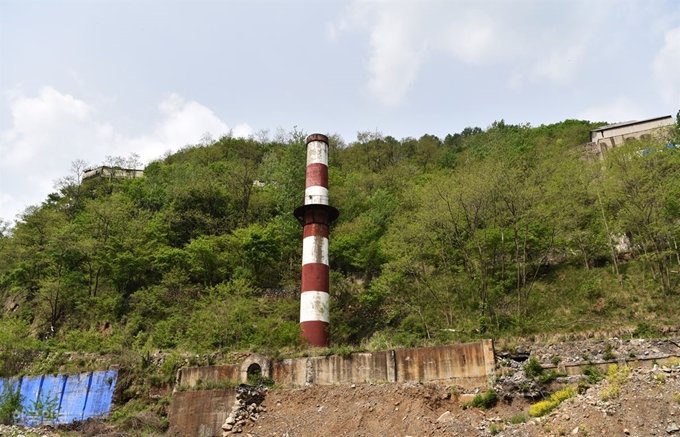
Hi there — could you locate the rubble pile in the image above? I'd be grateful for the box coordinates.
[0,424,59,437]
[221,384,268,436]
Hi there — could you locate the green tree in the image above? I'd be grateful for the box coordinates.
[601,139,680,293]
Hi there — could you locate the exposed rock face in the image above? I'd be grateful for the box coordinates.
[497,338,680,365]
[221,384,268,436]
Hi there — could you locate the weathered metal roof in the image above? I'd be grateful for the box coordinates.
[590,115,674,133]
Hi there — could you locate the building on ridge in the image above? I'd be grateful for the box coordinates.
[585,114,675,159]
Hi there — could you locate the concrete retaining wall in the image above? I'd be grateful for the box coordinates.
[394,340,495,389]
[176,340,495,391]
[177,364,241,388]
[169,340,495,436]
[168,389,236,437]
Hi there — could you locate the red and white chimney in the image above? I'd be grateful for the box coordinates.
[293,134,339,347]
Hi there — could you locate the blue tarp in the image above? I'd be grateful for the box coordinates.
[0,370,117,426]
[59,372,91,423]
[83,370,118,420]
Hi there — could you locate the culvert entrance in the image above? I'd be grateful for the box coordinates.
[246,363,262,384]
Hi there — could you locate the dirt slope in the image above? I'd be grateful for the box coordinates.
[239,364,679,437]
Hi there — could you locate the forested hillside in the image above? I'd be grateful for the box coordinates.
[1,119,679,378]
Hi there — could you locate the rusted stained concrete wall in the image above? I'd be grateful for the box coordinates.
[168,389,235,437]
[272,356,310,387]
[176,356,273,389]
[170,340,495,437]
[176,340,495,390]
[177,364,241,389]
[313,350,393,384]
[394,340,495,389]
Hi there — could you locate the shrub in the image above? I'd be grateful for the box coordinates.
[524,357,544,379]
[606,364,629,385]
[64,329,105,354]
[154,352,183,386]
[529,386,576,417]
[510,413,527,424]
[449,386,460,400]
[603,343,616,361]
[530,399,558,418]
[583,365,603,384]
[0,384,22,425]
[462,389,499,410]
[0,318,39,377]
[600,385,620,401]
[601,364,629,401]
[538,370,567,384]
[551,386,576,403]
[23,393,59,425]
[247,370,275,387]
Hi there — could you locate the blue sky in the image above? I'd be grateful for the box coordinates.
[1,0,679,223]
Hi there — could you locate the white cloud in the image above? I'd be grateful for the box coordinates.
[0,87,112,168]
[126,93,252,163]
[652,26,680,105]
[326,18,347,42]
[530,43,586,85]
[439,8,511,66]
[365,2,427,105]
[330,0,618,104]
[0,88,252,221]
[576,96,644,124]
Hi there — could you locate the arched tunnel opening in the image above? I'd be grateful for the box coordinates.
[246,363,263,385]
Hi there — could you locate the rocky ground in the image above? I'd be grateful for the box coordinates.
[1,338,679,437]
[225,337,680,437]
[224,361,680,437]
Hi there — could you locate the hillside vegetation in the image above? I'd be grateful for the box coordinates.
[1,118,679,381]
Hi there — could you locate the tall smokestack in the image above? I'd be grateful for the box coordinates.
[293,134,339,347]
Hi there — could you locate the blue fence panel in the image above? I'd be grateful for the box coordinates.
[0,377,20,393]
[18,375,43,426]
[0,370,117,425]
[57,372,91,423]
[83,370,118,419]
[43,374,68,424]
[0,377,21,396]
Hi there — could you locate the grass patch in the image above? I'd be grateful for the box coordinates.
[509,413,527,424]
